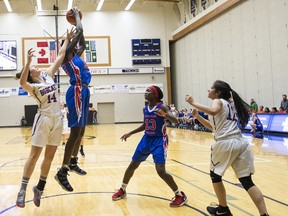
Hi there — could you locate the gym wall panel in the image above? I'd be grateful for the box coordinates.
[268,0,288,106]
[253,0,274,107]
[171,0,287,111]
[230,8,246,97]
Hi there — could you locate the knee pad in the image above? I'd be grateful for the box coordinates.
[239,175,255,191]
[210,171,222,183]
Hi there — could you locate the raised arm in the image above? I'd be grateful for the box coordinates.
[64,7,85,60]
[185,95,222,116]
[46,29,73,78]
[19,48,35,94]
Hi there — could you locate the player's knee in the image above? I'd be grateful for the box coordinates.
[210,171,222,183]
[239,175,255,191]
[156,166,166,177]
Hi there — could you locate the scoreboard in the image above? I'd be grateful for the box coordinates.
[131,39,161,57]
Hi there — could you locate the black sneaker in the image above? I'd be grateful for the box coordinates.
[79,148,85,157]
[69,164,87,175]
[69,157,87,175]
[54,167,73,192]
[207,203,233,216]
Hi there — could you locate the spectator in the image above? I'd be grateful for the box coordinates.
[278,107,286,114]
[257,106,265,114]
[281,94,288,112]
[264,107,270,113]
[250,99,258,112]
[270,107,278,113]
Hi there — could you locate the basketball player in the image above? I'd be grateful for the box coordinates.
[185,80,269,216]
[54,7,91,192]
[112,85,188,207]
[15,29,73,208]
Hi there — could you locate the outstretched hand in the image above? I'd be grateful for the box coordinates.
[120,133,132,141]
[72,6,80,16]
[26,48,35,63]
[66,28,75,40]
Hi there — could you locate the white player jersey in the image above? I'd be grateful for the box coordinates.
[209,98,241,140]
[31,75,61,117]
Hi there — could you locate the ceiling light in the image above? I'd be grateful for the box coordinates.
[67,0,73,10]
[4,0,12,12]
[36,0,42,11]
[96,0,104,11]
[125,0,136,11]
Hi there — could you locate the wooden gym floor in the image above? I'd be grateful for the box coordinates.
[0,124,287,215]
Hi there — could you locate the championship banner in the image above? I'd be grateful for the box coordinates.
[191,0,196,15]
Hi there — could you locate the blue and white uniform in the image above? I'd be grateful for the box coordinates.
[61,54,91,127]
[132,102,168,164]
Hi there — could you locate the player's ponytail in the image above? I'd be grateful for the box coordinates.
[213,80,249,128]
[15,68,33,83]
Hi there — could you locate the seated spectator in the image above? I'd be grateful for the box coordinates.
[270,107,278,113]
[249,113,264,139]
[257,105,265,114]
[264,107,270,113]
[278,107,286,114]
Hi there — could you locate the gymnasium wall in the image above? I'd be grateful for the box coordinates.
[170,0,288,110]
[0,4,178,126]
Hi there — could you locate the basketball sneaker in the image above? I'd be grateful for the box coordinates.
[206,203,233,216]
[112,188,127,201]
[79,148,85,157]
[69,157,87,175]
[32,186,43,207]
[54,167,73,192]
[170,191,188,207]
[16,190,26,208]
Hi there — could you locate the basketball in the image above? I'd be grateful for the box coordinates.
[66,9,82,25]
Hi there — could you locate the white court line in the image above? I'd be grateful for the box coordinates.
[0,157,271,173]
[170,138,272,163]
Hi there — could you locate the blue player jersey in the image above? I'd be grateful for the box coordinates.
[61,54,91,127]
[61,54,91,86]
[144,102,167,137]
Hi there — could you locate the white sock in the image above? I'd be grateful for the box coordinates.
[121,183,128,190]
[174,189,182,196]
